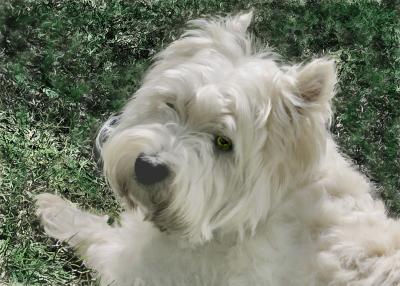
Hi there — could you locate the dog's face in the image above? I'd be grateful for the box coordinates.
[96,12,336,243]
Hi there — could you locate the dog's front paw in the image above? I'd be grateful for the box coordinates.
[36,193,70,211]
[35,193,80,241]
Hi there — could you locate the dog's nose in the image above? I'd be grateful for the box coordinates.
[134,154,169,185]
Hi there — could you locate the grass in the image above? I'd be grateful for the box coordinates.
[0,0,398,284]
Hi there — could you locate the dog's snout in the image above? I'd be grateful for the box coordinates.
[134,154,169,186]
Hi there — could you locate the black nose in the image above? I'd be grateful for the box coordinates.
[134,155,169,185]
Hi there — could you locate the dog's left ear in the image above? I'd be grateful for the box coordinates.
[296,59,337,106]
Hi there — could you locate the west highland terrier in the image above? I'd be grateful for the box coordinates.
[36,12,400,286]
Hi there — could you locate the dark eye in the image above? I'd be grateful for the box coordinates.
[166,102,176,110]
[214,135,233,152]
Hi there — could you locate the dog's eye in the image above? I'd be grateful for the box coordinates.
[166,102,176,111]
[214,135,233,152]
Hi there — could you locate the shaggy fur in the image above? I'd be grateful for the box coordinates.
[36,12,400,286]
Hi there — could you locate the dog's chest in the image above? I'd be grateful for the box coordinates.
[110,232,314,286]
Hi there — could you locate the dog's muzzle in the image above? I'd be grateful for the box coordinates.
[134,154,170,185]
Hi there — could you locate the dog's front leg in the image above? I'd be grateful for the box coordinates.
[35,193,111,254]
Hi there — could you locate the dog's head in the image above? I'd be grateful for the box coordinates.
[96,11,336,243]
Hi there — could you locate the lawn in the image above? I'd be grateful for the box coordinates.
[0,0,398,285]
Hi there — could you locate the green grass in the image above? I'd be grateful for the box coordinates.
[0,0,398,284]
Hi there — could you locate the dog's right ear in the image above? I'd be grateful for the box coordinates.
[226,10,254,34]
[188,10,254,35]
[158,11,254,61]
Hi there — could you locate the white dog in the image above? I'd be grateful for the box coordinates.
[36,12,400,286]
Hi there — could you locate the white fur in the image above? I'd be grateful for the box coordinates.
[36,12,400,286]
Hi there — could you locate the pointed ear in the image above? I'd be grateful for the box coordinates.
[228,10,254,33]
[297,59,337,104]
